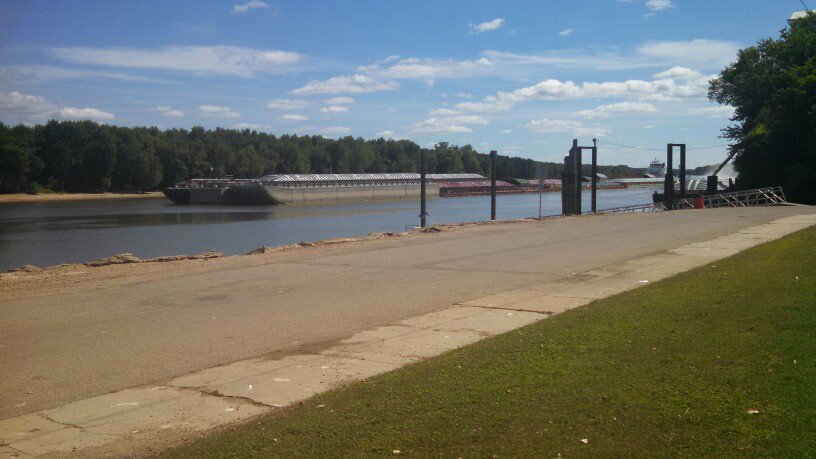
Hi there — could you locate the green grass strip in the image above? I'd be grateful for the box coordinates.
[168,227,816,457]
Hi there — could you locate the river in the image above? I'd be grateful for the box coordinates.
[0,188,655,271]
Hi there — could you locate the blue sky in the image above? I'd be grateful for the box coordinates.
[0,0,807,167]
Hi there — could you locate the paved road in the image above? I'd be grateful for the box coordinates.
[1,206,813,418]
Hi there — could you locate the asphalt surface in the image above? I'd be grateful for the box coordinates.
[1,206,813,418]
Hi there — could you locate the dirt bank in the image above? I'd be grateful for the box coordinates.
[0,191,165,204]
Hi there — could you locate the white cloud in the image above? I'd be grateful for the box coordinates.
[319,105,349,114]
[653,66,704,80]
[450,69,713,115]
[376,130,395,137]
[282,114,308,121]
[154,106,184,117]
[559,28,574,37]
[321,126,351,135]
[233,1,269,13]
[455,92,473,99]
[638,40,739,68]
[573,101,658,119]
[413,115,488,134]
[360,56,495,81]
[0,90,114,124]
[324,96,354,105]
[198,105,241,118]
[469,18,505,33]
[500,129,512,134]
[688,105,735,117]
[267,99,309,110]
[528,118,610,137]
[292,74,397,95]
[50,45,302,77]
[233,123,272,130]
[53,107,115,122]
[646,0,674,11]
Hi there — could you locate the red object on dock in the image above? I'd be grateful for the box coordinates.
[693,197,705,209]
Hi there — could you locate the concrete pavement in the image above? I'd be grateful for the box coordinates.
[1,207,814,456]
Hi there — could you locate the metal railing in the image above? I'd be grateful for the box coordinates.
[673,186,787,209]
[590,202,666,214]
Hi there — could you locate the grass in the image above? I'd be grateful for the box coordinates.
[167,227,816,457]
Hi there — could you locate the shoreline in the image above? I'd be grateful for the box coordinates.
[0,191,165,204]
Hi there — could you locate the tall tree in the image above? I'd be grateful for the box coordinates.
[708,12,816,204]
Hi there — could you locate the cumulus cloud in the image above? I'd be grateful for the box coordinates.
[50,45,302,77]
[54,107,116,121]
[573,101,658,119]
[267,99,309,110]
[198,105,241,118]
[447,70,713,115]
[413,115,488,134]
[376,130,395,137]
[653,66,705,80]
[469,18,505,33]
[324,96,354,105]
[233,1,269,13]
[319,105,349,114]
[292,74,397,95]
[0,90,114,124]
[321,126,351,135]
[527,118,610,137]
[282,114,308,121]
[154,105,184,117]
[559,28,574,37]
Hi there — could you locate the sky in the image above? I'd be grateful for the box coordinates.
[0,0,807,167]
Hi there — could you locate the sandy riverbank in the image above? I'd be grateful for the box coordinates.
[0,191,165,204]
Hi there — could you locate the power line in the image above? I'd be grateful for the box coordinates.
[596,139,730,151]
[595,139,662,151]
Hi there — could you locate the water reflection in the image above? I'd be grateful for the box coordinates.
[0,189,654,270]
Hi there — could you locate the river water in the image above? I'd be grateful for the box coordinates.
[0,188,655,271]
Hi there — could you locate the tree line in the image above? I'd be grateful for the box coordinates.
[0,120,645,194]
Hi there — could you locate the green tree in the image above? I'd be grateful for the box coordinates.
[708,12,816,203]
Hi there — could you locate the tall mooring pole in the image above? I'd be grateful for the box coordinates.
[420,150,427,228]
[591,138,598,214]
[664,144,674,210]
[573,139,582,215]
[490,150,497,220]
[679,143,686,199]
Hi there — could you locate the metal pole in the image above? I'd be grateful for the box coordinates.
[562,155,570,216]
[537,163,544,221]
[420,150,426,228]
[591,138,598,213]
[574,140,582,215]
[679,144,686,198]
[490,150,497,220]
[664,144,674,209]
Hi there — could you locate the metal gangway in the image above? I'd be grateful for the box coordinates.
[673,186,787,209]
[590,186,787,215]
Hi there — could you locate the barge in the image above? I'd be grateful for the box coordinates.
[163,173,486,205]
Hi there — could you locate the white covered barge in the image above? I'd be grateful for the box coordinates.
[163,173,486,205]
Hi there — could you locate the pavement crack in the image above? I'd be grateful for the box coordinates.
[455,303,553,315]
[173,385,275,410]
[39,413,85,432]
